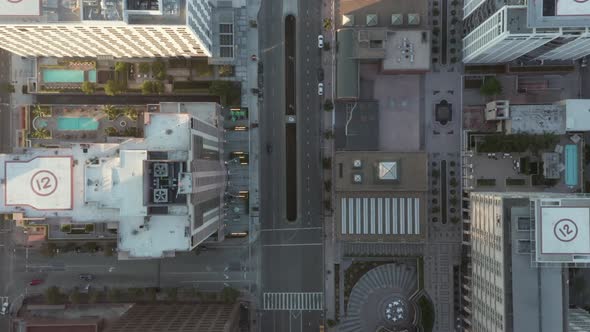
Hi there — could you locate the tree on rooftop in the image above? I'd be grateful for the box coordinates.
[480,76,502,97]
[104,80,123,96]
[139,63,151,74]
[81,81,96,95]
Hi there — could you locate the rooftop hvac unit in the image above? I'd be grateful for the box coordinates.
[153,189,169,203]
[153,163,169,177]
[353,159,363,168]
[353,174,363,183]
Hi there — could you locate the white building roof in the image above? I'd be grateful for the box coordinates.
[0,112,196,258]
[5,156,72,210]
[556,0,590,16]
[565,99,590,131]
[539,206,590,255]
[0,0,40,16]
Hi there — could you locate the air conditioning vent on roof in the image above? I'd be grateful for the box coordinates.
[353,174,363,183]
[353,159,362,168]
[153,163,169,177]
[153,189,168,203]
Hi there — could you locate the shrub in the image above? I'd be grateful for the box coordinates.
[218,65,234,77]
[81,81,96,94]
[45,286,62,304]
[141,80,164,95]
[220,287,240,304]
[69,287,81,304]
[104,80,124,96]
[60,224,72,233]
[104,127,118,136]
[84,224,94,233]
[138,63,151,74]
[152,60,166,80]
[480,76,502,97]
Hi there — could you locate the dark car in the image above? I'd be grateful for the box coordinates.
[79,274,94,281]
[317,68,324,81]
[266,144,272,154]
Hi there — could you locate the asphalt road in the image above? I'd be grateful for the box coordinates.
[258,0,324,330]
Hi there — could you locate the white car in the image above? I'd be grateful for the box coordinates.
[1,302,9,316]
[318,35,324,49]
[318,82,324,96]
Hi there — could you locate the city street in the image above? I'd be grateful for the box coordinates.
[258,0,324,329]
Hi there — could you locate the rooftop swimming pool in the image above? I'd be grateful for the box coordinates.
[42,69,97,83]
[565,144,578,186]
[57,117,99,131]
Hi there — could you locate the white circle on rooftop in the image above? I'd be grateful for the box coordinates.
[30,170,58,197]
[554,218,578,242]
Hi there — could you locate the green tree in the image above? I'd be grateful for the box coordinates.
[220,287,240,304]
[324,199,332,211]
[323,130,334,139]
[69,287,81,304]
[324,180,332,192]
[449,196,459,207]
[431,206,440,213]
[115,62,129,73]
[322,157,332,169]
[166,288,178,301]
[29,128,51,139]
[480,76,502,97]
[146,288,157,301]
[450,216,461,224]
[218,65,234,77]
[88,290,100,304]
[45,286,62,304]
[128,288,144,299]
[209,81,241,106]
[0,83,15,93]
[449,177,458,187]
[104,80,123,96]
[31,104,50,117]
[151,60,166,80]
[104,127,118,136]
[139,62,151,74]
[103,105,122,120]
[124,106,139,120]
[431,169,440,178]
[107,288,123,302]
[323,99,334,111]
[83,242,98,252]
[81,81,96,95]
[141,81,164,95]
[40,243,57,257]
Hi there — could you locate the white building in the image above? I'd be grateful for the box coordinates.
[463,192,590,331]
[0,102,226,259]
[462,1,590,64]
[0,0,214,58]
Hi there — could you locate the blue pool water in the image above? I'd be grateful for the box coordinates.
[88,69,97,82]
[42,69,97,83]
[565,144,578,186]
[57,117,99,131]
[42,69,85,83]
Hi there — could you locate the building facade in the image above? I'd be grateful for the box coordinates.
[462,192,590,331]
[0,102,225,259]
[0,0,213,58]
[462,1,590,64]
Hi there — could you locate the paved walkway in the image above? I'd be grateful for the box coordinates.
[321,0,337,324]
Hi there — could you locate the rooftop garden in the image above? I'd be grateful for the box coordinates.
[477,133,559,154]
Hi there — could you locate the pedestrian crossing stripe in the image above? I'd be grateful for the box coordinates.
[263,292,323,311]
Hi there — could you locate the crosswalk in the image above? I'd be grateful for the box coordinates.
[263,292,323,311]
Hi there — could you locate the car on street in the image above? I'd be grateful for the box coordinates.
[1,302,8,315]
[317,68,324,81]
[317,35,324,48]
[79,273,94,281]
[266,144,272,154]
[29,279,43,286]
[318,82,324,96]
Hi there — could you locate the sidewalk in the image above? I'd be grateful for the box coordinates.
[321,0,338,324]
